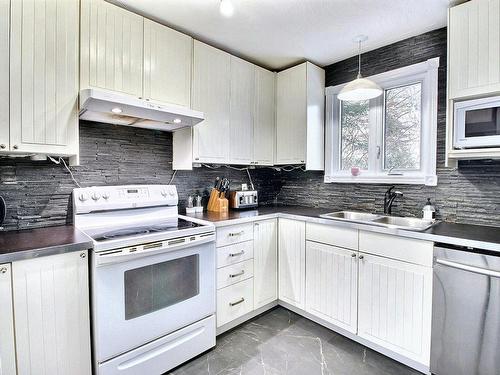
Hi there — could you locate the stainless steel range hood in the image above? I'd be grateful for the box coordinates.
[79,88,204,131]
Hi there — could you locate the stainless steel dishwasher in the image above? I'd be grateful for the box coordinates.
[431,244,500,375]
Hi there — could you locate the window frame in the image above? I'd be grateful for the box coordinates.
[325,57,439,186]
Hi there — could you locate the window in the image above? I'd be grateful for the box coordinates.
[325,58,439,186]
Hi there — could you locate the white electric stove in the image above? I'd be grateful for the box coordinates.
[73,184,216,375]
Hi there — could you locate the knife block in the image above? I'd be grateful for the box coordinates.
[207,188,228,213]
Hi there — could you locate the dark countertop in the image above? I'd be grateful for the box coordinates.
[187,205,500,252]
[0,225,93,263]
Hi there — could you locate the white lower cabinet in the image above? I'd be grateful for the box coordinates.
[0,264,16,375]
[305,241,358,333]
[278,218,306,309]
[12,251,92,375]
[357,252,432,365]
[253,219,278,309]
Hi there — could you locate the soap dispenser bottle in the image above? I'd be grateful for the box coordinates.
[422,198,436,220]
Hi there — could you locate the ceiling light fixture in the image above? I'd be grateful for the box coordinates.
[111,107,123,114]
[219,0,234,17]
[338,35,383,101]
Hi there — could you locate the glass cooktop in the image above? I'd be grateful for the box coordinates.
[87,218,202,242]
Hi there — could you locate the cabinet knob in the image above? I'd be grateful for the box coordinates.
[351,253,356,258]
[0,267,7,274]
[359,255,364,260]
[13,145,18,150]
[80,252,86,259]
[0,144,5,149]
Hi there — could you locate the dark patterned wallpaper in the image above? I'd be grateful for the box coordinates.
[0,122,280,231]
[0,27,498,230]
[276,27,500,227]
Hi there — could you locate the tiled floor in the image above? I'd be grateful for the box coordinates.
[169,307,421,375]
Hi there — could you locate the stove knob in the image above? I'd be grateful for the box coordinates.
[79,193,89,202]
[91,192,101,201]
[102,192,110,200]
[168,190,175,197]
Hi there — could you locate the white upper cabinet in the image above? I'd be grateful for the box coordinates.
[253,219,278,309]
[9,0,79,158]
[80,0,144,97]
[448,0,500,99]
[12,251,92,375]
[0,264,17,375]
[278,219,306,309]
[192,41,231,163]
[144,19,192,107]
[276,62,325,170]
[0,0,9,152]
[229,56,255,164]
[305,241,358,334]
[254,67,276,165]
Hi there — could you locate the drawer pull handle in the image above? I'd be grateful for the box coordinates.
[229,250,245,257]
[229,231,244,237]
[229,297,245,307]
[229,270,245,278]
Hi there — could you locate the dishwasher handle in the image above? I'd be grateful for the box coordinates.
[435,258,500,279]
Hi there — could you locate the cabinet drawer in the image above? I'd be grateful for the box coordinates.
[359,231,433,267]
[216,223,254,247]
[217,278,254,327]
[306,223,358,250]
[217,259,254,289]
[217,240,254,268]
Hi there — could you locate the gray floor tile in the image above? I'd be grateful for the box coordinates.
[168,307,421,375]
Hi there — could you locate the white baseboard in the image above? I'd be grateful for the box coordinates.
[216,301,278,335]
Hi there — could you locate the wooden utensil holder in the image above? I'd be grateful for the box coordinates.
[207,188,229,213]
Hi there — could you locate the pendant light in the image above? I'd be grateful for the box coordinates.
[338,35,383,101]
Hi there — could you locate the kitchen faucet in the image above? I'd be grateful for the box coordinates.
[384,186,403,215]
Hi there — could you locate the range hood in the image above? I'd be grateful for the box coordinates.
[79,88,204,131]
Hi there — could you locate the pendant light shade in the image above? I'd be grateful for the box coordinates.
[338,36,383,101]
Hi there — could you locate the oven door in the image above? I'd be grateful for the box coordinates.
[454,96,500,149]
[92,236,216,363]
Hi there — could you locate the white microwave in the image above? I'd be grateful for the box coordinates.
[454,95,500,149]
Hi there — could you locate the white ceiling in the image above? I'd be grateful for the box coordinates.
[111,0,449,71]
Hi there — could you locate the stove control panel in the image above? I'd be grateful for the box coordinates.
[73,185,178,214]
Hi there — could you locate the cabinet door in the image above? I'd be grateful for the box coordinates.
[229,56,254,164]
[0,264,16,375]
[254,67,275,165]
[254,219,278,309]
[80,0,144,97]
[278,219,306,308]
[13,251,92,375]
[449,0,500,99]
[0,0,9,151]
[276,63,307,164]
[10,0,79,155]
[305,241,358,333]
[358,253,432,366]
[192,41,231,163]
[144,19,192,107]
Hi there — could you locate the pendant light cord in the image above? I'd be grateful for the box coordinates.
[357,40,362,78]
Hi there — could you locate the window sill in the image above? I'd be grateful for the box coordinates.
[324,174,438,186]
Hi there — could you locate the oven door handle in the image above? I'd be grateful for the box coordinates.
[435,258,500,278]
[95,233,215,266]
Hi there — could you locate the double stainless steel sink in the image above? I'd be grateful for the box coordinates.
[320,211,436,231]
